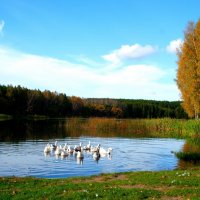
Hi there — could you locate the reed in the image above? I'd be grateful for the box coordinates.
[58,117,200,162]
[175,152,200,161]
[65,118,200,139]
[0,114,12,121]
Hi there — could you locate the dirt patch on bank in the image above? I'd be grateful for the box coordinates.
[72,174,128,183]
[119,184,178,192]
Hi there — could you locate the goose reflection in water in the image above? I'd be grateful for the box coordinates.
[44,152,51,158]
[77,157,84,165]
[93,154,100,163]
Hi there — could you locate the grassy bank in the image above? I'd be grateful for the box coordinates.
[1,167,200,199]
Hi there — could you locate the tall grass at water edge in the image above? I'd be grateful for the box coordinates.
[0,114,12,121]
[65,118,200,139]
[66,118,200,162]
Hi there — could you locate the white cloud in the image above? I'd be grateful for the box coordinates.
[166,39,183,54]
[92,65,179,101]
[102,44,157,65]
[0,20,5,36]
[0,46,179,100]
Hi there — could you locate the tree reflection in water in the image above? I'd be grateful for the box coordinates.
[177,137,200,168]
[0,118,149,142]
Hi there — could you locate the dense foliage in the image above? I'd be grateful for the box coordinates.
[177,19,200,118]
[0,85,188,118]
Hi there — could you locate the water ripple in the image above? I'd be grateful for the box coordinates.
[0,137,184,178]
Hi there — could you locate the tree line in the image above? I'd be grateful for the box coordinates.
[0,85,188,118]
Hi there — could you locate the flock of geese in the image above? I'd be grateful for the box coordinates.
[43,141,112,161]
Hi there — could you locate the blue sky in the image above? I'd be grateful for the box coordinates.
[0,0,200,100]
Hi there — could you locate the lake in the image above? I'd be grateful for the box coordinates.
[0,118,185,178]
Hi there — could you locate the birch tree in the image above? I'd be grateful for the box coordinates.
[177,20,200,118]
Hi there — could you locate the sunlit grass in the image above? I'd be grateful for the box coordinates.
[0,167,199,199]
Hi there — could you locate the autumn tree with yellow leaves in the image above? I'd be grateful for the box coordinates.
[177,19,200,119]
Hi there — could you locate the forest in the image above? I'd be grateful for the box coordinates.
[0,85,188,118]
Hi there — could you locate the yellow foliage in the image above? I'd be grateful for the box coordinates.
[177,20,200,118]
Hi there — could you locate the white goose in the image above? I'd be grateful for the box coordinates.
[74,142,82,152]
[91,144,100,152]
[44,143,51,153]
[67,145,74,153]
[84,141,91,150]
[51,141,58,151]
[55,145,62,155]
[63,143,68,151]
[99,147,112,155]
[61,150,68,157]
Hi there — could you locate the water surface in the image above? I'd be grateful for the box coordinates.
[0,136,184,178]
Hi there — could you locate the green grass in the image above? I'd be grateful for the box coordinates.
[26,115,49,120]
[175,152,200,161]
[0,114,12,121]
[0,167,200,199]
